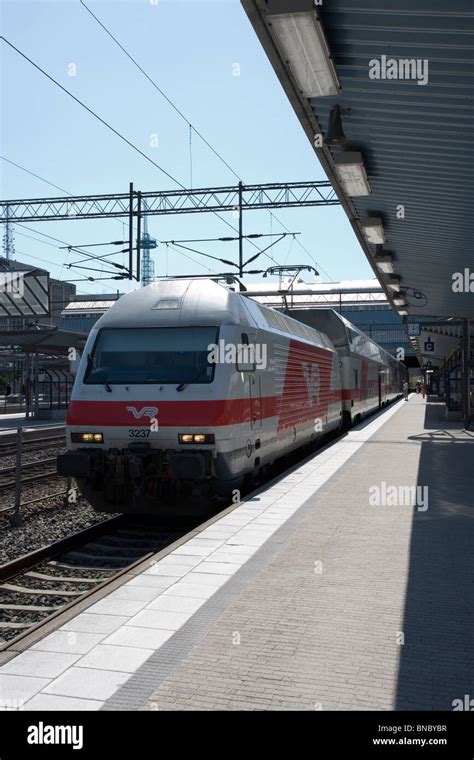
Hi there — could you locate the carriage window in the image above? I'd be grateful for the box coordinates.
[354,368,359,389]
[84,326,219,385]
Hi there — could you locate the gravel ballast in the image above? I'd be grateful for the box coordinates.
[0,497,111,565]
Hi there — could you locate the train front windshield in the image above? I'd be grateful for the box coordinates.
[84,326,219,385]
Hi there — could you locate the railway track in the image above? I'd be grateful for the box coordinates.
[0,430,65,454]
[0,433,67,511]
[0,433,65,458]
[0,458,60,491]
[0,514,201,653]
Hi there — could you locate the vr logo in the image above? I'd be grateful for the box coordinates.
[126,406,158,419]
[302,362,320,405]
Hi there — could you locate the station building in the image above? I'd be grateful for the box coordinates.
[0,257,85,416]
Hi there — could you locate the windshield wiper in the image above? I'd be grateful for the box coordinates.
[176,371,206,392]
[87,353,112,393]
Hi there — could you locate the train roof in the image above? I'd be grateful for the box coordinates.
[287,307,402,365]
[92,279,245,329]
[92,279,335,352]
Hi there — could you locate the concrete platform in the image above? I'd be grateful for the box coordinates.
[1,397,472,711]
[0,413,65,435]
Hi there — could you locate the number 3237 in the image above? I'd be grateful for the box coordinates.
[128,429,150,438]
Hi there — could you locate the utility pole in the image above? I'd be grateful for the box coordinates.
[136,191,142,285]
[238,181,243,278]
[128,183,134,281]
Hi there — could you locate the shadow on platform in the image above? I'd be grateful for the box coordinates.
[395,402,474,710]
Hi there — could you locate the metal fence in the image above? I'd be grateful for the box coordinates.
[0,369,73,415]
[0,427,68,526]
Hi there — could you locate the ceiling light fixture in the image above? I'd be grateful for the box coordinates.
[334,151,370,196]
[385,274,401,291]
[362,218,385,245]
[267,0,341,98]
[373,251,395,274]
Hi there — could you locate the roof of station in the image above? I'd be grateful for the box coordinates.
[61,279,390,314]
[63,300,118,312]
[245,277,383,294]
[0,257,48,274]
[0,327,88,354]
[241,0,474,319]
[244,277,389,307]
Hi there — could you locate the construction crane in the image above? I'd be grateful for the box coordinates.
[140,200,157,286]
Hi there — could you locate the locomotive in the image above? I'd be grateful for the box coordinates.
[58,279,404,513]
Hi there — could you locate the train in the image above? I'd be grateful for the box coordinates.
[57,279,406,513]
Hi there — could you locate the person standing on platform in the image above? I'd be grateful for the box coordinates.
[403,380,409,401]
[421,383,427,399]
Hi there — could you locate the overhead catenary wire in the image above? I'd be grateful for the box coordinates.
[168,242,235,268]
[1,155,137,238]
[159,232,299,244]
[269,211,334,282]
[165,243,221,277]
[75,6,286,268]
[14,225,90,256]
[80,0,242,183]
[78,2,329,277]
[0,38,279,268]
[2,17,333,278]
[4,159,262,277]
[2,166,132,273]
[0,36,184,188]
[11,229,122,293]
[189,124,193,189]
[11,247,120,292]
[0,156,71,195]
[15,229,67,249]
[13,224,106,281]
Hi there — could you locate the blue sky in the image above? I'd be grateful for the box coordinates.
[1,0,373,297]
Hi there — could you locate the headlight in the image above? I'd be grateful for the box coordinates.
[71,432,103,443]
[178,433,215,444]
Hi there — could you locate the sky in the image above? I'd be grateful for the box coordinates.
[1,0,373,298]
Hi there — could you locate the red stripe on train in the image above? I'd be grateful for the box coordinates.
[68,399,255,427]
[67,392,343,428]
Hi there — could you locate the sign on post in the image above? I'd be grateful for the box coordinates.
[407,323,420,337]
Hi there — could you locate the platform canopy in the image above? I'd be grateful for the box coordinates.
[0,326,88,354]
[0,260,50,318]
[242,0,474,319]
[409,321,474,368]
